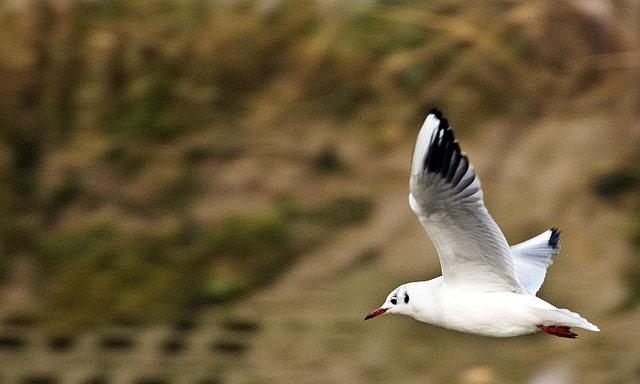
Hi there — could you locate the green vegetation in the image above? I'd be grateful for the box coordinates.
[209,211,290,257]
[313,144,344,173]
[28,195,371,330]
[593,165,640,311]
[592,168,639,200]
[300,197,373,226]
[201,209,296,302]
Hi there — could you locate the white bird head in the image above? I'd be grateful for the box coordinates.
[364,284,413,320]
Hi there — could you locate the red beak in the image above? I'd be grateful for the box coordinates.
[364,308,388,320]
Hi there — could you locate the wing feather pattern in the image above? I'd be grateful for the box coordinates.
[409,109,524,293]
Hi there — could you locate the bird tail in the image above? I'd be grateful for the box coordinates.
[533,307,600,332]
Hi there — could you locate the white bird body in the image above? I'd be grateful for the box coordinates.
[399,278,597,337]
[365,109,599,338]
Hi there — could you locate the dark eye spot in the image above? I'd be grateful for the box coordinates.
[404,293,410,304]
[390,297,397,305]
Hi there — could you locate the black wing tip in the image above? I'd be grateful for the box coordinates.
[427,108,450,130]
[428,108,444,120]
[549,227,561,247]
[422,108,467,184]
[439,118,449,130]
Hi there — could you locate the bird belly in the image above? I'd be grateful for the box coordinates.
[417,289,546,337]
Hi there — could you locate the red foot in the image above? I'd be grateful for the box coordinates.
[537,325,578,339]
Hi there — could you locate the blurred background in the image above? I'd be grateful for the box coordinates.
[0,0,638,383]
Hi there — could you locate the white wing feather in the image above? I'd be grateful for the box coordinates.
[409,110,524,293]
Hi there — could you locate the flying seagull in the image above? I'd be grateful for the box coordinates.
[364,109,599,338]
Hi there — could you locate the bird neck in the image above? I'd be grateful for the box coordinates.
[404,277,444,323]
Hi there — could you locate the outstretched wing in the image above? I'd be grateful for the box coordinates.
[409,109,523,293]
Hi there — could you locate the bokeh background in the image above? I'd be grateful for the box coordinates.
[0,0,638,383]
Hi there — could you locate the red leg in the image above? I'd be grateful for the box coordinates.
[537,325,578,338]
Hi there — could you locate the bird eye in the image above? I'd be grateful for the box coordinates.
[390,297,397,305]
[404,293,410,304]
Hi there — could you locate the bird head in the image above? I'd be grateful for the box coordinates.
[364,284,412,320]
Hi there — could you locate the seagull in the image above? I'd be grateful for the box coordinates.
[364,109,599,338]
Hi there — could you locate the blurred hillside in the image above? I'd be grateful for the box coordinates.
[0,0,639,383]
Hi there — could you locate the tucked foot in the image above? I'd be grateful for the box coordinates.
[537,325,578,339]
